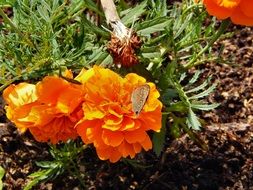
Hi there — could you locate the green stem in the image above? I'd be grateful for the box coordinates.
[180,122,208,150]
[183,19,230,69]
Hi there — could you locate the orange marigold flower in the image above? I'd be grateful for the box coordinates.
[199,0,253,26]
[75,66,162,163]
[3,83,38,133]
[3,74,84,144]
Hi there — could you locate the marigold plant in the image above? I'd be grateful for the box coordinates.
[1,0,252,188]
[3,74,84,144]
[75,66,162,163]
[199,0,253,26]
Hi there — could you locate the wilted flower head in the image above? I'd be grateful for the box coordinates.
[75,66,162,163]
[198,0,253,26]
[107,21,142,67]
[3,73,84,144]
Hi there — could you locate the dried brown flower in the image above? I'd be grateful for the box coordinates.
[108,29,142,67]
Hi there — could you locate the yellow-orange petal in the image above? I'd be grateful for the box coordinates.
[17,105,53,126]
[75,68,93,84]
[83,104,105,120]
[132,143,142,153]
[29,116,78,144]
[140,135,152,151]
[118,141,135,158]
[36,76,69,104]
[96,147,122,163]
[3,83,37,107]
[56,86,83,114]
[76,119,102,143]
[124,128,146,144]
[214,0,241,8]
[119,117,137,131]
[101,130,124,147]
[124,73,146,88]
[104,114,123,126]
[140,110,162,132]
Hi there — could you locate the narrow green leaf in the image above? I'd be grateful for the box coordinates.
[35,161,60,168]
[142,52,160,59]
[28,169,50,178]
[136,17,170,36]
[99,53,113,67]
[24,169,52,190]
[83,0,103,16]
[24,178,40,190]
[121,1,147,26]
[152,115,167,156]
[191,103,220,111]
[187,108,201,130]
[37,2,51,22]
[173,13,193,39]
[81,16,110,38]
[179,72,186,83]
[185,77,210,94]
[188,70,202,85]
[87,47,107,64]
[189,83,217,100]
[160,0,167,17]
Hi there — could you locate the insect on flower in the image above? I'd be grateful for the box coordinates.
[59,68,82,85]
[131,84,150,116]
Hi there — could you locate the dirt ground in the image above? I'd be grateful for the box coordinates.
[0,21,253,190]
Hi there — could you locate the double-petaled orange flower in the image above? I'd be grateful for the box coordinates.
[3,73,84,144]
[75,66,162,163]
[3,66,162,162]
[197,0,253,26]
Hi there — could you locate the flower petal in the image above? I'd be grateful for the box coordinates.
[3,83,37,107]
[102,130,124,147]
[203,0,235,19]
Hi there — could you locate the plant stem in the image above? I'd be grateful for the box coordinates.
[100,0,120,24]
[183,19,230,69]
[100,0,129,40]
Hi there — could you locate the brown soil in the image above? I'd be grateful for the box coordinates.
[0,24,253,190]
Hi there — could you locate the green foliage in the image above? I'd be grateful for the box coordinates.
[0,166,5,190]
[24,141,86,190]
[0,0,110,91]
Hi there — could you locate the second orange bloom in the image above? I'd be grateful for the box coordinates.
[200,0,253,26]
